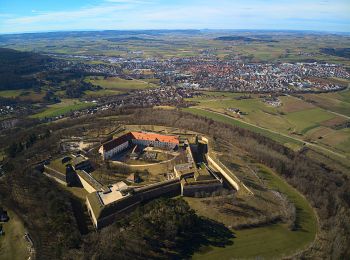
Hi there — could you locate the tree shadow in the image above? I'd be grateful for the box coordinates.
[173,217,235,259]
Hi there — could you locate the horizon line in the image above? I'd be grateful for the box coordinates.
[1,28,350,36]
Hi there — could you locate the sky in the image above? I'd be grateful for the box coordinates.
[0,0,349,34]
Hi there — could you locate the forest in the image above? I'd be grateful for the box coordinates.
[0,48,52,91]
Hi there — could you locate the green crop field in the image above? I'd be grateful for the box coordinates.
[86,76,157,92]
[191,165,317,259]
[0,210,29,260]
[84,89,122,97]
[285,108,335,134]
[30,99,96,119]
[183,107,302,147]
[0,90,24,98]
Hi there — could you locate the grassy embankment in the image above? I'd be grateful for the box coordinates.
[0,210,29,260]
[189,165,317,259]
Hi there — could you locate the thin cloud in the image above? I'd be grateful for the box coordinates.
[0,0,349,33]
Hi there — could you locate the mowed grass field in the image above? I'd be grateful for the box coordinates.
[302,87,350,117]
[0,210,29,260]
[185,91,350,156]
[30,99,96,119]
[85,76,157,93]
[190,165,317,259]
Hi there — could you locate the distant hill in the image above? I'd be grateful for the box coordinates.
[0,48,51,90]
[106,36,165,43]
[0,30,201,42]
[214,36,278,43]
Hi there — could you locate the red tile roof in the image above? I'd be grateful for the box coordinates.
[130,132,179,144]
[101,132,179,152]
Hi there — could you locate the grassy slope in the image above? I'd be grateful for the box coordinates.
[30,99,95,119]
[186,91,350,156]
[302,88,350,117]
[192,165,317,259]
[0,210,29,260]
[183,107,302,147]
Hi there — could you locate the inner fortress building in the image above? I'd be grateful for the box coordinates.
[99,131,180,160]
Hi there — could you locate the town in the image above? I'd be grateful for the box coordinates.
[52,54,350,93]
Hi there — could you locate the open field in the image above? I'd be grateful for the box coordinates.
[190,164,317,259]
[0,210,29,260]
[30,99,96,119]
[185,90,350,159]
[2,32,350,65]
[183,107,303,147]
[183,106,349,168]
[301,87,350,117]
[0,90,24,98]
[85,76,157,93]
[84,89,122,97]
[0,89,46,102]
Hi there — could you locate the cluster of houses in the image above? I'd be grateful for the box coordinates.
[69,54,349,93]
[48,53,350,95]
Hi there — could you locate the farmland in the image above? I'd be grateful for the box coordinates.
[0,90,23,98]
[2,31,350,66]
[30,99,96,119]
[85,76,158,93]
[185,89,350,160]
[0,29,350,259]
[302,87,350,116]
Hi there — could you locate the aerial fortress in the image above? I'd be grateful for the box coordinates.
[43,125,245,229]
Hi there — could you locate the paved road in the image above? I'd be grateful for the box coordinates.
[193,107,347,159]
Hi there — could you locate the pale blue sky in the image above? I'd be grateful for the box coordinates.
[0,0,349,33]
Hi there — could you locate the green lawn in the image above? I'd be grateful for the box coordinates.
[84,89,122,97]
[86,76,157,92]
[30,99,96,119]
[0,210,29,260]
[0,90,24,98]
[192,165,317,259]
